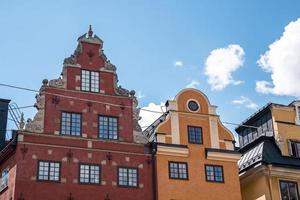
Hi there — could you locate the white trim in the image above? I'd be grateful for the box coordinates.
[290,101,300,125]
[156,145,189,157]
[206,151,240,162]
[174,88,213,107]
[156,134,166,143]
[209,116,220,148]
[171,111,180,144]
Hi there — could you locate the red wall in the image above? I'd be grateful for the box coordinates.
[0,34,154,200]
[12,135,153,200]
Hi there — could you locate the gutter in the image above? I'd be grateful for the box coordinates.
[267,164,274,200]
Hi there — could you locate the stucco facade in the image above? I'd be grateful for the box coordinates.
[147,88,242,200]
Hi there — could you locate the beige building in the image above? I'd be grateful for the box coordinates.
[237,101,300,200]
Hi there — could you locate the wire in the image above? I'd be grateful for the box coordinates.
[222,121,258,129]
[140,108,164,114]
[0,83,38,92]
[0,82,256,129]
[9,105,35,111]
[0,82,165,111]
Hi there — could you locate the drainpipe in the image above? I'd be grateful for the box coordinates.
[151,141,157,200]
[267,164,274,200]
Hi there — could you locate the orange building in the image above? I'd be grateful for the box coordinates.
[144,88,242,200]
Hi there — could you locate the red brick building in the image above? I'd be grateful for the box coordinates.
[0,26,154,200]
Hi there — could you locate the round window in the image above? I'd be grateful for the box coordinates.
[188,100,199,112]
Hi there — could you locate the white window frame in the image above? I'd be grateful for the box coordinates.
[0,168,9,191]
[81,70,99,92]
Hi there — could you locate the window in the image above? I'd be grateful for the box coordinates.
[298,106,300,120]
[118,167,138,187]
[290,141,300,158]
[188,126,203,144]
[262,116,268,133]
[205,165,224,183]
[99,116,118,139]
[38,161,60,182]
[239,136,244,147]
[61,112,81,136]
[169,162,188,180]
[243,131,248,145]
[187,100,199,112]
[81,70,99,92]
[79,164,100,184]
[247,128,253,142]
[280,180,299,200]
[257,118,263,136]
[0,168,9,191]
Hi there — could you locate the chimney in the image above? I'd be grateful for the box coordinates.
[0,98,10,150]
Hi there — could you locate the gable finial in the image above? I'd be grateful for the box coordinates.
[88,25,93,37]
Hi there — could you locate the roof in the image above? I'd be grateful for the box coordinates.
[238,137,300,173]
[0,98,11,103]
[77,25,103,45]
[235,102,294,133]
[142,111,169,142]
[235,103,272,133]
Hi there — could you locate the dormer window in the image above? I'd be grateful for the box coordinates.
[290,140,300,158]
[81,70,99,92]
[294,103,300,125]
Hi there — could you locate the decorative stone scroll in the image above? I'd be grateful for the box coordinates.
[63,54,77,65]
[25,81,46,133]
[104,60,116,72]
[25,94,45,133]
[132,96,148,144]
[115,86,131,97]
[49,77,66,89]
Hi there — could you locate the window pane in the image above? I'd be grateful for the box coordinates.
[188,126,202,144]
[169,162,188,180]
[81,70,90,91]
[118,168,138,187]
[205,165,224,183]
[280,181,299,200]
[99,116,118,139]
[79,164,100,184]
[91,71,99,92]
[81,70,100,92]
[38,161,60,181]
[61,112,81,136]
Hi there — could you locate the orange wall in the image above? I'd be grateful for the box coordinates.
[155,89,241,200]
[156,154,241,200]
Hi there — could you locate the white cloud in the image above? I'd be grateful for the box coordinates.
[256,18,300,97]
[204,44,245,90]
[174,60,183,67]
[232,96,259,110]
[255,81,274,94]
[137,91,146,99]
[139,102,166,130]
[186,80,200,88]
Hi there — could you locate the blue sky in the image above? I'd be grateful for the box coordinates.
[1,0,300,136]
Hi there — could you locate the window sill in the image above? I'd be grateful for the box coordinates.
[37,179,61,183]
[78,182,101,185]
[0,184,8,193]
[117,185,139,189]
